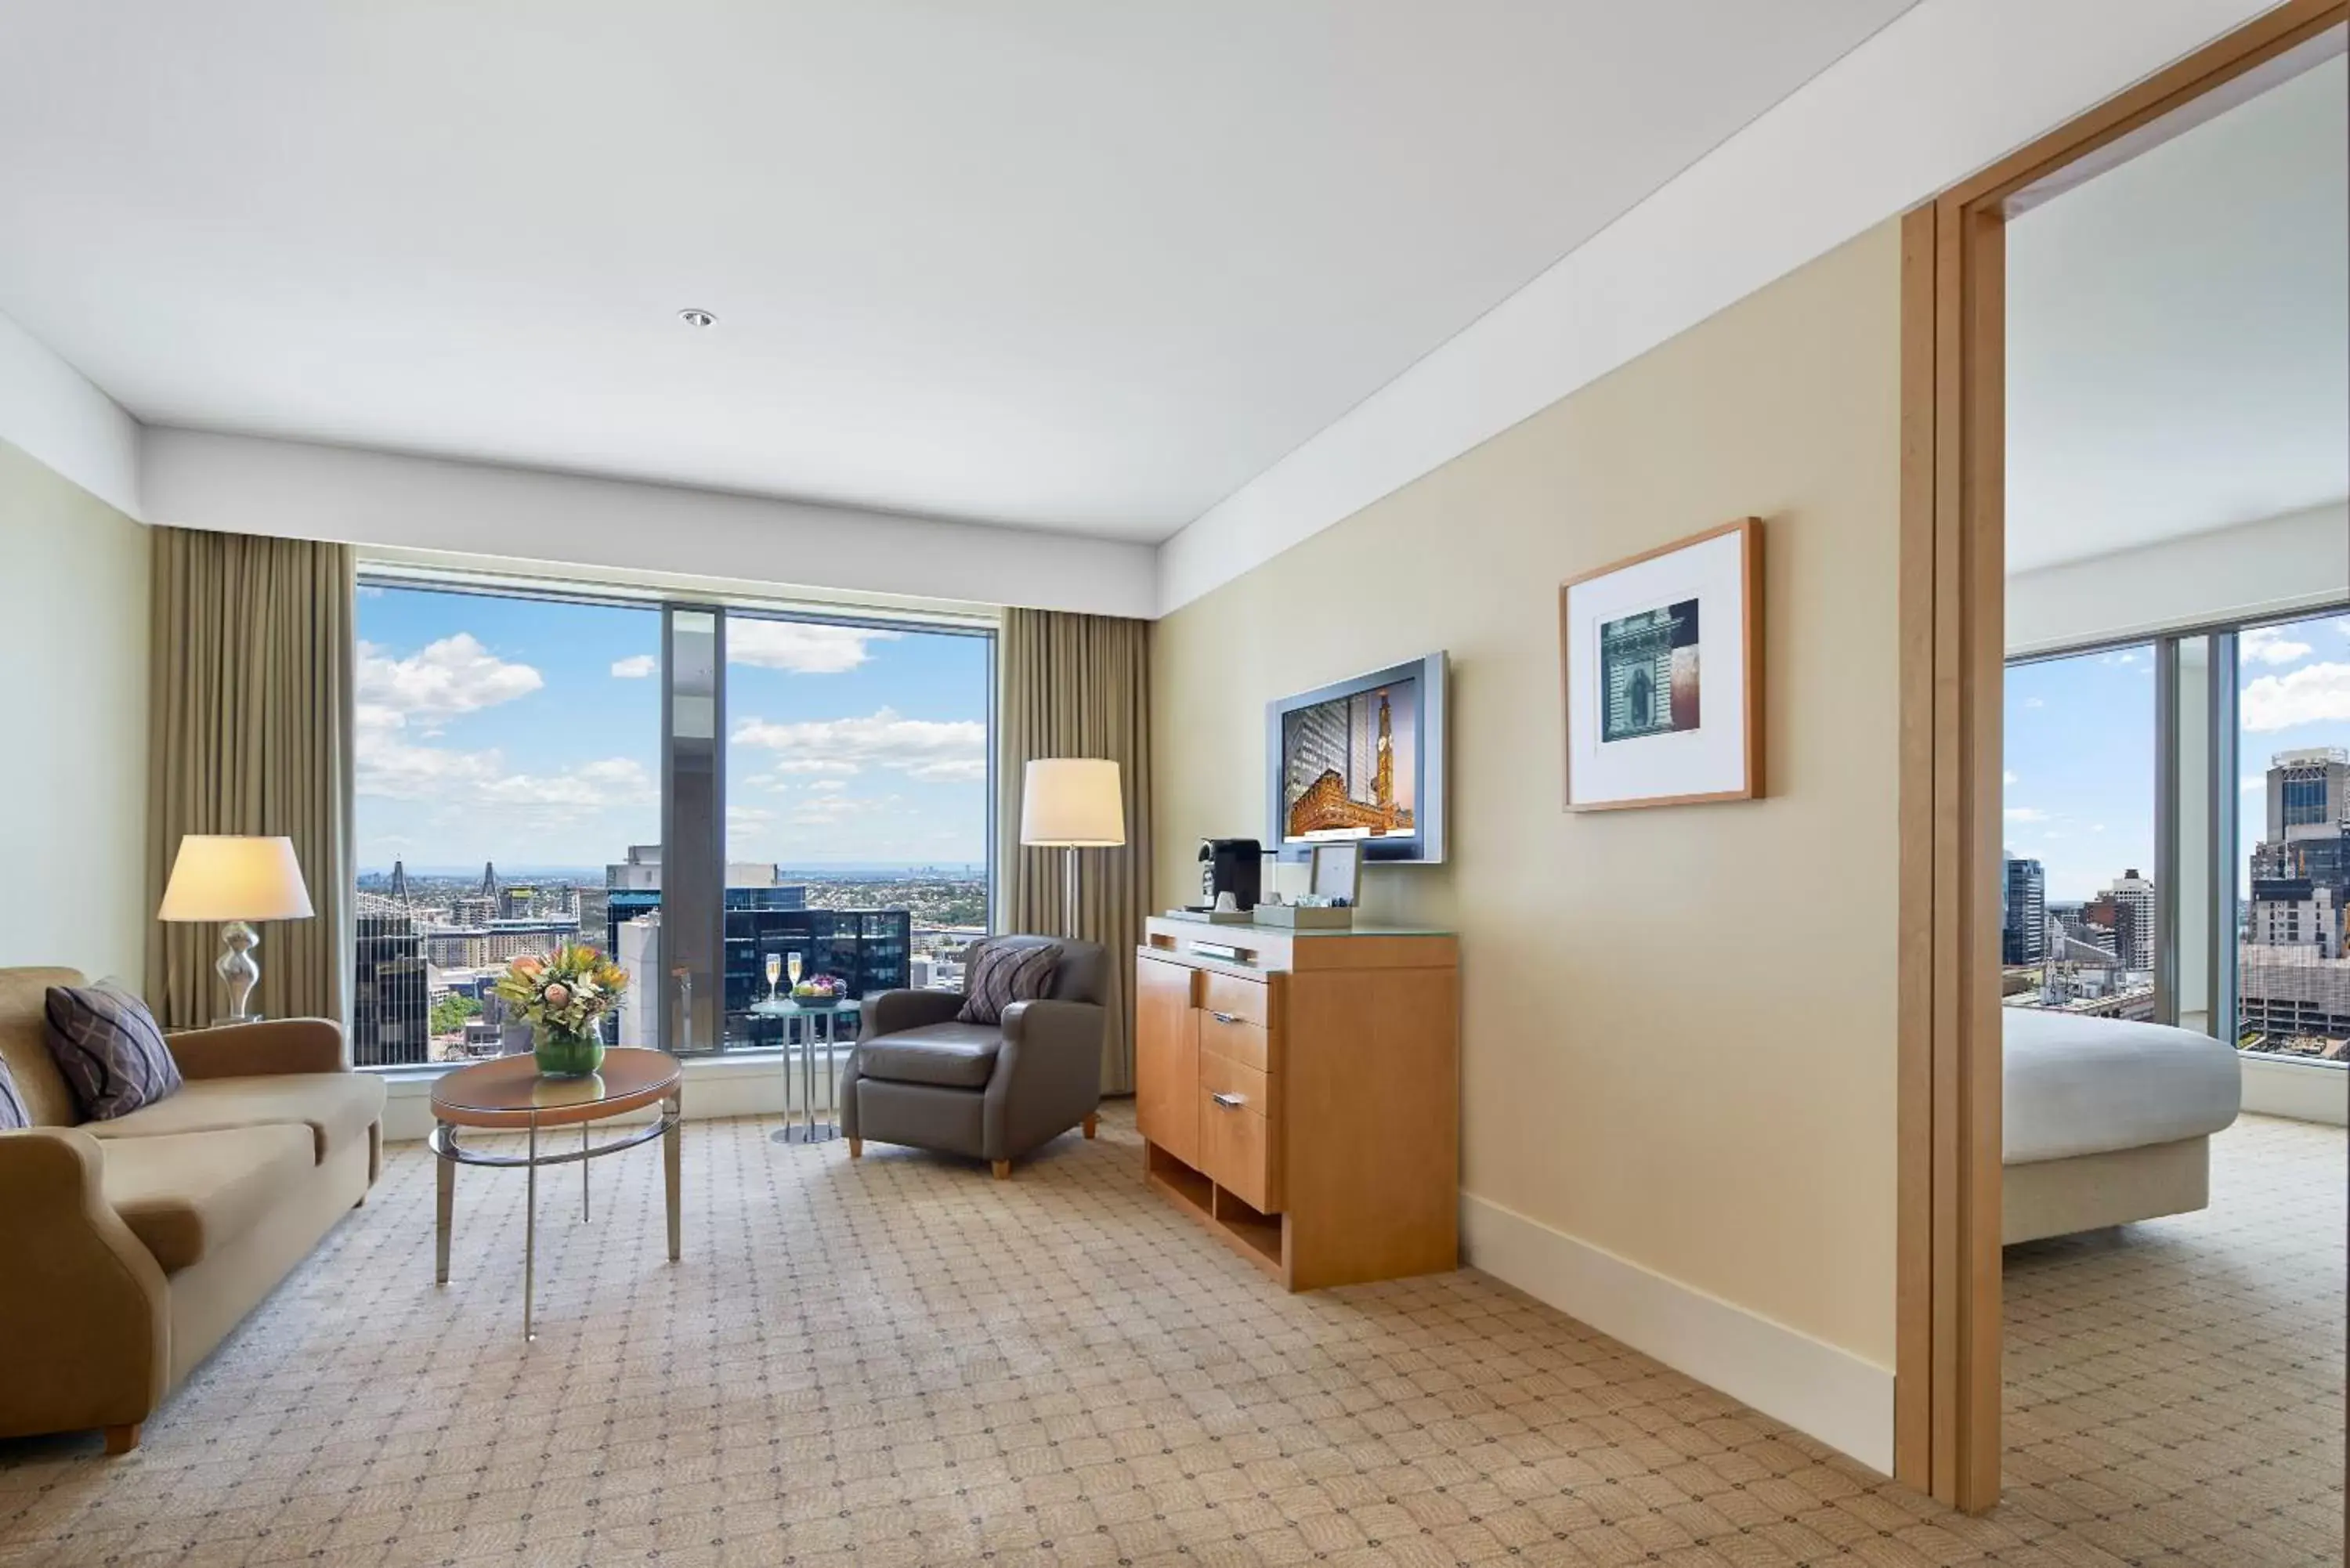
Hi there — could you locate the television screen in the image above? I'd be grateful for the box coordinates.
[1278,675,1419,847]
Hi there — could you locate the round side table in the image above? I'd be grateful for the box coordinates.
[749,997,862,1145]
[429,1048,682,1340]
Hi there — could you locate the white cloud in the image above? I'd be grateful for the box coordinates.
[2243,775,2265,793]
[609,654,657,679]
[356,634,542,734]
[2005,807,2054,823]
[733,707,986,782]
[2241,627,2313,667]
[2099,649,2143,668]
[2242,661,2350,733]
[2023,697,2044,710]
[2003,770,2019,787]
[728,621,901,674]
[356,732,653,815]
[789,793,895,828]
[807,779,848,794]
[2090,824,2105,833]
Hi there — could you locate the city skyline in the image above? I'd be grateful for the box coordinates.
[356,585,991,869]
[2003,612,2349,901]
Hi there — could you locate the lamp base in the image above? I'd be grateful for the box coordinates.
[215,919,263,1026]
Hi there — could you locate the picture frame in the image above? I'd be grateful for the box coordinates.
[1559,517,1763,811]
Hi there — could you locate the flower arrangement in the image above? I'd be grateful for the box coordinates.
[494,944,628,1076]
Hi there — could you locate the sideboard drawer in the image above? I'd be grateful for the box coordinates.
[1198,1010,1271,1074]
[1201,1082,1282,1214]
[1200,1046,1277,1122]
[1198,971,1269,1029]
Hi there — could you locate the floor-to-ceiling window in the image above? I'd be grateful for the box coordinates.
[351,575,992,1068]
[2235,610,2350,1062]
[2002,643,2160,1017]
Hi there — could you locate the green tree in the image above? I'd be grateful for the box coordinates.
[431,993,483,1037]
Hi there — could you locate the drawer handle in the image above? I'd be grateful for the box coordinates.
[1210,1092,1246,1110]
[1209,1010,1242,1026]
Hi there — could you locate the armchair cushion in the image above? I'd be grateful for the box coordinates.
[99,1124,316,1274]
[85,1072,385,1165]
[167,1017,348,1079]
[43,984,183,1121]
[957,939,1061,1025]
[856,1023,1003,1089]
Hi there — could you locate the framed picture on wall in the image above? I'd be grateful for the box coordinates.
[1559,517,1762,810]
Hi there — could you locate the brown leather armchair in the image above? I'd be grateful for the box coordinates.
[841,935,1105,1178]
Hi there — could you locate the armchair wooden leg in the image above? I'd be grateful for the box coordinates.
[1082,1114,1098,1140]
[848,1136,862,1159]
[103,1423,141,1456]
[992,1160,1011,1180]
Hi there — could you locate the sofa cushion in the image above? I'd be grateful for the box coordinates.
[0,1053,27,1131]
[958,940,1061,1026]
[45,983,183,1121]
[0,967,85,1126]
[99,1124,316,1274]
[857,1022,1003,1089]
[85,1073,385,1165]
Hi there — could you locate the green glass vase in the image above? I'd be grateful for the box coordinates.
[534,1023,605,1078]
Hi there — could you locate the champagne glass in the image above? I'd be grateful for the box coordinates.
[786,952,804,995]
[764,952,782,1004]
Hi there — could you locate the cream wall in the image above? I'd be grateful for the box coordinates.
[1152,222,1903,1455]
[0,439,150,977]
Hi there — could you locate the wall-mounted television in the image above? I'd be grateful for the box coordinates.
[1266,652,1447,865]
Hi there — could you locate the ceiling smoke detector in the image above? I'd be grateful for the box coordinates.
[677,308,718,328]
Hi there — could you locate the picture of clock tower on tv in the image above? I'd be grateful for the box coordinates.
[1266,651,1447,864]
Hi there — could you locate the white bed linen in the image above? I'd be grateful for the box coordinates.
[2003,1007,2240,1165]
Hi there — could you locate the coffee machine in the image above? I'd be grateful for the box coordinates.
[1197,838,1262,911]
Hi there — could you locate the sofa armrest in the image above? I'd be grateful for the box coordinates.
[985,999,1105,1161]
[861,988,964,1039]
[0,1129,169,1439]
[168,1017,349,1078]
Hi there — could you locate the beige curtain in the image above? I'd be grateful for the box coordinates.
[997,608,1152,1094]
[146,528,355,1031]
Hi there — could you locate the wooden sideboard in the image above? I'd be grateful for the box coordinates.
[1133,916,1459,1291]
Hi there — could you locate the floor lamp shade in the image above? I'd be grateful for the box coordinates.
[157,836,316,1024]
[1021,760,1123,942]
[1019,759,1126,847]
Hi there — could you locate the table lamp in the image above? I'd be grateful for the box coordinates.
[1019,759,1125,939]
[157,835,316,1024]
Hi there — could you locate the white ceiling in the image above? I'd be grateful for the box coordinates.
[0,1,1914,541]
[2007,52,2349,575]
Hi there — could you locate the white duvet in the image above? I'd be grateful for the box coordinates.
[2003,1007,2241,1165]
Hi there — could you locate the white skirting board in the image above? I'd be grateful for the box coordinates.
[1461,1194,1893,1476]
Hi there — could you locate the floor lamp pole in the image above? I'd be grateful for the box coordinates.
[1061,845,1081,940]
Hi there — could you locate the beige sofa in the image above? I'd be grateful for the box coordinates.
[0,966,385,1454]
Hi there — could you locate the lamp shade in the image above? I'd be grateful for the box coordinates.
[157,836,316,923]
[1019,758,1125,847]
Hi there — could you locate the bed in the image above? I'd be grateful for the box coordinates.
[2002,1007,2242,1244]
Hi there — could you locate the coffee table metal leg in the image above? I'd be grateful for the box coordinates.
[523,1116,538,1342]
[664,1089,682,1262]
[434,1124,454,1285]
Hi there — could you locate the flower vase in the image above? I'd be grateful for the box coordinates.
[534,1023,605,1078]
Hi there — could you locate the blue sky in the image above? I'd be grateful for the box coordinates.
[2002,611,2350,901]
[354,586,988,873]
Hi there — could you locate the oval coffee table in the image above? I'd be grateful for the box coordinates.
[429,1048,682,1339]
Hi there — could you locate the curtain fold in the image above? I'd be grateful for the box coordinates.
[996,608,1152,1095]
[146,528,356,1033]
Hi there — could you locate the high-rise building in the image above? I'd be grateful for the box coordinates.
[2099,869,2155,972]
[2002,854,2045,966]
[353,912,429,1066]
[2249,878,2341,959]
[2265,746,2350,844]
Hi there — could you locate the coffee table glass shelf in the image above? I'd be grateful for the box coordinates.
[428,1048,682,1340]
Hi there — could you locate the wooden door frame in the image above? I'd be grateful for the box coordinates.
[1895,0,2350,1512]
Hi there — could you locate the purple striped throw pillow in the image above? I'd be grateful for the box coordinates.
[43,984,183,1121]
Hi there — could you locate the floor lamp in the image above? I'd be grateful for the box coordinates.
[1019,759,1125,940]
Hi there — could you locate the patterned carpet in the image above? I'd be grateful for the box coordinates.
[0,1107,2338,1566]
